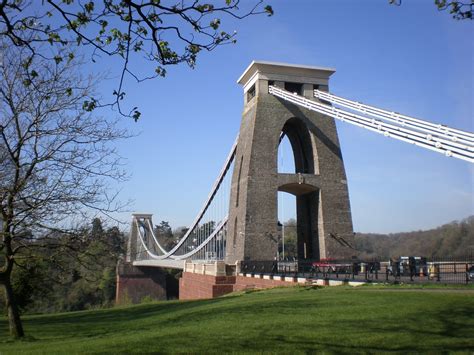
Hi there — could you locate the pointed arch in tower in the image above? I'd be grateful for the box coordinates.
[278,117,315,174]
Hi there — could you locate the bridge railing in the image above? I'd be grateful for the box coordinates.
[134,215,228,261]
[240,256,474,285]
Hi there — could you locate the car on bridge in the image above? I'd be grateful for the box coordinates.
[468,266,474,281]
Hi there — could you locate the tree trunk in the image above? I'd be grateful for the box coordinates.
[3,279,24,338]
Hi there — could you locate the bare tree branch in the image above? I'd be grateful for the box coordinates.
[0,1,273,120]
[0,41,130,337]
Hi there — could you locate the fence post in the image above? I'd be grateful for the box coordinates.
[466,264,469,285]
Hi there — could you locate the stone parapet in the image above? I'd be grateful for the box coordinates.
[184,260,227,276]
[233,275,295,291]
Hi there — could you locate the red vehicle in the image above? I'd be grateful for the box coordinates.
[312,259,352,273]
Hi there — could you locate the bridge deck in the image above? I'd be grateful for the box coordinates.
[133,259,186,270]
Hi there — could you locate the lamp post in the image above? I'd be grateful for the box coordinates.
[282,224,285,260]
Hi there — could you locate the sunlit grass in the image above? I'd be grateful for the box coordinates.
[0,286,473,353]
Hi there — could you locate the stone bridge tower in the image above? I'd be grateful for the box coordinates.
[226,61,354,263]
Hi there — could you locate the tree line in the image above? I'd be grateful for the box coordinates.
[355,216,474,259]
[276,216,473,260]
[0,218,125,315]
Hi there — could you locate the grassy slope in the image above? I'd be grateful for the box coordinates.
[0,286,473,354]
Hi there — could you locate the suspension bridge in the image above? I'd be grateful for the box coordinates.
[118,61,473,301]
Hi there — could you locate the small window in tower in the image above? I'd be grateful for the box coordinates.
[284,82,303,95]
[246,84,256,103]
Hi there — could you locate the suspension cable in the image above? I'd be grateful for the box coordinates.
[315,90,474,143]
[133,135,238,260]
[269,86,473,163]
[135,216,228,260]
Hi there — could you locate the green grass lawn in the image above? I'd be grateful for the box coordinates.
[1,286,473,354]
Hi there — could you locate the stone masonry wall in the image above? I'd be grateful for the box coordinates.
[116,262,167,304]
[226,82,354,264]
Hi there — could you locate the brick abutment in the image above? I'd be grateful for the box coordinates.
[180,271,307,300]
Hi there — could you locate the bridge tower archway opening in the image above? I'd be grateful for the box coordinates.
[277,116,319,260]
[278,117,316,174]
[277,188,319,261]
[277,135,295,174]
[277,191,296,260]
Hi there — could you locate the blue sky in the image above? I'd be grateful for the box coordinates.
[94,1,473,233]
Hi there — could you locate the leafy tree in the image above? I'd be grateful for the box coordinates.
[193,220,215,244]
[59,219,124,310]
[0,1,273,119]
[9,260,50,312]
[154,220,176,251]
[173,226,189,240]
[0,219,126,315]
[105,225,126,257]
[279,219,297,259]
[389,0,473,20]
[91,218,105,240]
[99,267,117,303]
[0,43,128,337]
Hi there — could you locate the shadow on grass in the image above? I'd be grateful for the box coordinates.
[147,292,474,352]
[0,288,473,352]
[142,301,474,353]
[0,296,237,341]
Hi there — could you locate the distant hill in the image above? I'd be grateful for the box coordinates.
[355,216,474,259]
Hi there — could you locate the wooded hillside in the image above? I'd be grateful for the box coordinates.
[355,216,474,259]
